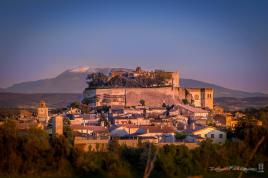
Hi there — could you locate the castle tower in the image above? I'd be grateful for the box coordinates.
[37,100,49,122]
[171,72,180,88]
[186,88,214,110]
[201,88,214,110]
[52,115,63,136]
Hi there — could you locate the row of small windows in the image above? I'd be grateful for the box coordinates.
[194,93,212,100]
[204,134,223,138]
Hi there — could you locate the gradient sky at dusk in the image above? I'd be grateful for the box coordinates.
[0,0,267,93]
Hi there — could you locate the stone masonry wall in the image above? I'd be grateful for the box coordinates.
[84,87,185,107]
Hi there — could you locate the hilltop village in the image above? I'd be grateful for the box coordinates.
[3,67,263,152]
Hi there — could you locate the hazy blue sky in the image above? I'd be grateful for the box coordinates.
[0,0,267,93]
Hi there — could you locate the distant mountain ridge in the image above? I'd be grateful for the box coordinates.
[0,93,82,108]
[214,97,268,111]
[2,67,267,98]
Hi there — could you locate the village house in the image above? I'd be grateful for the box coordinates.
[67,113,99,126]
[213,113,238,128]
[191,126,226,144]
[110,125,176,143]
[135,125,176,143]
[109,124,140,137]
[71,125,109,139]
[114,115,151,125]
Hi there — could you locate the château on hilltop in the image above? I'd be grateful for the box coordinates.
[83,67,214,109]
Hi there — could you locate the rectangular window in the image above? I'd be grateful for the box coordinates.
[211,134,214,138]
[219,134,223,138]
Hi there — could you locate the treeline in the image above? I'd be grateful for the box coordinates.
[0,108,35,120]
[243,106,268,125]
[0,121,267,178]
[86,71,172,88]
[0,108,20,120]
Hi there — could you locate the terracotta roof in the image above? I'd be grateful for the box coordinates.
[71,125,108,132]
[123,124,142,129]
[178,103,209,113]
[115,114,145,119]
[110,124,140,131]
[139,125,176,133]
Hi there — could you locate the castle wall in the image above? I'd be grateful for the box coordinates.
[84,86,213,109]
[84,87,185,107]
[125,87,184,106]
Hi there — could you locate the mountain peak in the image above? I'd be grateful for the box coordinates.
[69,66,90,73]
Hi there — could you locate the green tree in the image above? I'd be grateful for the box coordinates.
[63,117,74,145]
[140,99,145,106]
[162,103,174,116]
[175,132,187,140]
[68,101,80,109]
[182,99,189,105]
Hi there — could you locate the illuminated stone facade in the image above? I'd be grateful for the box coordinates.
[186,88,214,109]
[84,68,214,110]
[84,87,185,107]
[37,100,49,121]
[52,115,63,136]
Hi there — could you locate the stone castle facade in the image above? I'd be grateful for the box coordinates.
[186,88,213,109]
[83,68,214,109]
[84,87,185,107]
